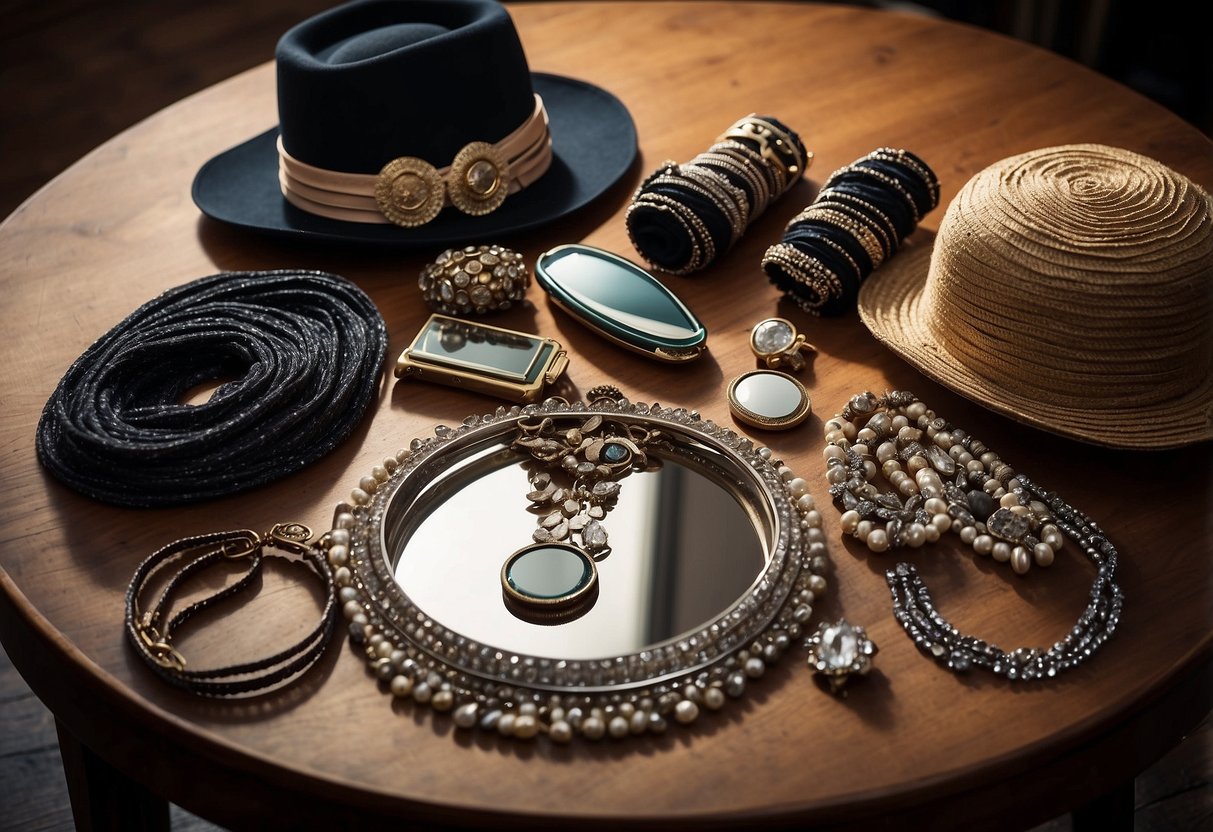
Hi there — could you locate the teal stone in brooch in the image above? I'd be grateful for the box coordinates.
[501,542,599,622]
[601,441,629,463]
[534,244,707,363]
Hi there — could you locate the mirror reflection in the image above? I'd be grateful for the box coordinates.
[734,372,804,418]
[390,446,767,659]
[538,246,702,340]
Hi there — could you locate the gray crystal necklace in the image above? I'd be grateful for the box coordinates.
[823,390,1123,680]
[502,410,664,621]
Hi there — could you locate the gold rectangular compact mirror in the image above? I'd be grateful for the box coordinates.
[394,314,568,403]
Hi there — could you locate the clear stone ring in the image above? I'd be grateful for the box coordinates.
[750,317,815,371]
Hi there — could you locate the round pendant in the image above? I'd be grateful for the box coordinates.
[727,370,812,430]
[501,542,598,623]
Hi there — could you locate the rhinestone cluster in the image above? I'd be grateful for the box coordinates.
[323,396,829,741]
[418,244,529,316]
[804,619,878,694]
[824,391,1123,680]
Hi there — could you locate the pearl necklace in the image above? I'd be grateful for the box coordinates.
[824,391,1123,680]
[825,391,1061,573]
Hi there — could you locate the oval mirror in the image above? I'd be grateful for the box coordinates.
[535,244,707,362]
[327,396,829,742]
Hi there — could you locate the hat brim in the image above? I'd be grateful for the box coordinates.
[857,234,1213,450]
[191,73,637,247]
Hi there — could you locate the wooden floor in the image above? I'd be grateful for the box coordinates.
[0,1,1208,829]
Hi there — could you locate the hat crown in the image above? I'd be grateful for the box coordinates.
[922,143,1213,412]
[276,0,535,174]
[322,22,450,63]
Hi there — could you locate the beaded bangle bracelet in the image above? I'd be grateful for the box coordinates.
[630,197,715,274]
[680,163,753,221]
[715,139,788,189]
[715,140,787,198]
[823,163,922,223]
[627,113,809,275]
[783,221,868,279]
[628,191,717,274]
[789,206,886,269]
[812,192,897,256]
[701,146,777,211]
[760,243,846,316]
[868,147,940,205]
[665,167,749,240]
[829,181,913,239]
[648,175,743,241]
[823,391,1123,680]
[762,147,939,316]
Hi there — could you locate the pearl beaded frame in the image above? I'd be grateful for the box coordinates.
[322,397,829,742]
[824,391,1123,680]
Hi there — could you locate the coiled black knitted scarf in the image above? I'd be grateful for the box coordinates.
[36,270,387,507]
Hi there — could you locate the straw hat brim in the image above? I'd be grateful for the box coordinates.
[857,232,1213,450]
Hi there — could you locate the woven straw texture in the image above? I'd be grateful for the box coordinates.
[858,143,1213,449]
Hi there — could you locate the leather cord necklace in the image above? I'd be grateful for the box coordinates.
[36,269,387,507]
[125,522,337,697]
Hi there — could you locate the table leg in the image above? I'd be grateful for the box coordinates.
[56,719,170,832]
[1071,779,1133,832]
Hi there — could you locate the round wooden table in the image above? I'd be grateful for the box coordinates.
[2,3,1209,829]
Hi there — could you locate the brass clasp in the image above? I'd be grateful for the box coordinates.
[216,524,313,559]
[219,529,262,560]
[135,619,187,671]
[265,522,314,556]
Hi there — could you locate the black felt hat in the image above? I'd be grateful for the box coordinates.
[192,0,638,246]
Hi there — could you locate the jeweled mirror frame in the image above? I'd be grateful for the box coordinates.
[324,397,829,743]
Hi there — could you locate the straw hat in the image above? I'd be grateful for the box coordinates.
[857,143,1213,449]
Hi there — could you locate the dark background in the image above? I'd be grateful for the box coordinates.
[881,0,1212,136]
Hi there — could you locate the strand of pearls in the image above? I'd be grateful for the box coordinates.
[822,391,1123,680]
[823,391,1061,575]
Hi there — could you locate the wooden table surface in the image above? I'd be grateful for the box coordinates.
[2,2,1210,829]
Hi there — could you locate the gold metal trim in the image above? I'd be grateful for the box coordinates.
[749,316,816,372]
[448,142,511,216]
[718,115,808,178]
[375,157,445,226]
